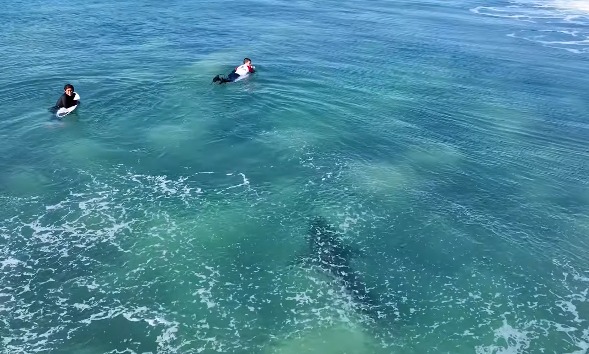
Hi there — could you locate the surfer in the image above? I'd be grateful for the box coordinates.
[51,84,79,112]
[212,58,255,84]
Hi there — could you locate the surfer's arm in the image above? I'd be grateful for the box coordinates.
[55,95,66,108]
[49,95,65,112]
[248,66,255,73]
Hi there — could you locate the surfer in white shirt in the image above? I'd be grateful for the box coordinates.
[212,58,255,84]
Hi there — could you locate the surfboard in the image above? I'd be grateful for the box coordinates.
[233,72,251,82]
[55,93,80,118]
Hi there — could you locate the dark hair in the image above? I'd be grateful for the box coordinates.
[243,58,251,64]
[64,84,74,91]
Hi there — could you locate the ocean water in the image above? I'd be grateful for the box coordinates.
[1,0,589,353]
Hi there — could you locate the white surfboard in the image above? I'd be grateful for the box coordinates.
[56,92,80,118]
[233,72,251,82]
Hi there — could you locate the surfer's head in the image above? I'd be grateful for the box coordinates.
[63,84,74,96]
[243,58,252,65]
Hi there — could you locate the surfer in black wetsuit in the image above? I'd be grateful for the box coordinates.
[50,84,79,112]
[212,58,255,84]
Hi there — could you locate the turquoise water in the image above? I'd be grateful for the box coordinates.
[2,0,589,352]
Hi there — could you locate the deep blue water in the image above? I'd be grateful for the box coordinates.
[1,0,589,353]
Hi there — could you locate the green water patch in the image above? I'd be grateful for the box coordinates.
[0,165,53,197]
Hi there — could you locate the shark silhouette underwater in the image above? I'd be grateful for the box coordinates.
[294,217,380,315]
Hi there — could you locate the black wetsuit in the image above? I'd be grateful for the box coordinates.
[221,71,241,83]
[52,93,79,111]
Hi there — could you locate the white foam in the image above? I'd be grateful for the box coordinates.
[552,0,589,12]
[556,299,583,323]
[1,257,22,269]
[192,266,220,309]
[286,292,315,305]
[73,303,91,311]
[45,200,67,211]
[471,0,589,53]
[156,324,180,352]
[216,173,250,193]
[80,309,119,324]
[475,318,532,354]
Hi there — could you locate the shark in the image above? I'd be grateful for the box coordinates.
[297,217,378,313]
